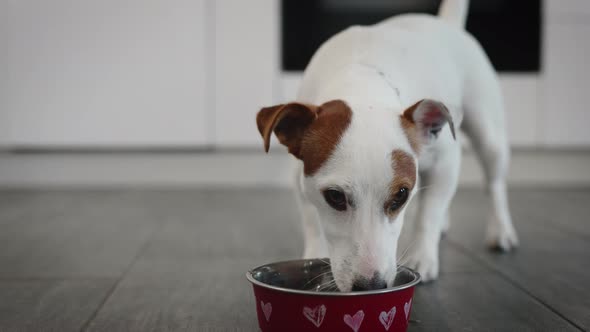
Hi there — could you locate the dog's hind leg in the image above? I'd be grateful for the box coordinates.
[462,69,519,252]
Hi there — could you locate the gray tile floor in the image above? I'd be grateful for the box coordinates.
[0,188,588,332]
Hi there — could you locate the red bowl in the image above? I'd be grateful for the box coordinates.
[246,259,420,332]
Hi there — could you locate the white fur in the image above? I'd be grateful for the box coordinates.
[293,0,518,289]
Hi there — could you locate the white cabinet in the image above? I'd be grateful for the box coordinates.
[545,0,590,19]
[499,75,538,146]
[214,0,279,148]
[539,4,590,146]
[0,0,209,147]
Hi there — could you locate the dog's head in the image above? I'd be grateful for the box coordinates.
[256,98,454,291]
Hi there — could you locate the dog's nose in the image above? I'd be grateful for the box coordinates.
[351,274,387,291]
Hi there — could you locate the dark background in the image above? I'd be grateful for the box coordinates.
[282,0,541,72]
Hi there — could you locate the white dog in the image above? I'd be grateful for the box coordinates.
[256,0,518,291]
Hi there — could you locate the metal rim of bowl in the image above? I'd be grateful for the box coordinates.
[246,258,421,297]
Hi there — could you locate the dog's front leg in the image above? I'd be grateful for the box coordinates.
[406,142,461,282]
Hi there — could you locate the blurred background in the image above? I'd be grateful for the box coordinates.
[0,0,589,187]
[0,1,589,331]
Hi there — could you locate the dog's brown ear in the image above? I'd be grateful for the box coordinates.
[401,99,456,142]
[256,102,319,158]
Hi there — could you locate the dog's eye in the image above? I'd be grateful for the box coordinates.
[322,189,347,211]
[388,187,409,212]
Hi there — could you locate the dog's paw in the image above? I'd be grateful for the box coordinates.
[485,219,519,252]
[405,247,439,282]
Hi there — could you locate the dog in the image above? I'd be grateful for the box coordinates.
[256,0,518,291]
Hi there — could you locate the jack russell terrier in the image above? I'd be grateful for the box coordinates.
[256,0,518,291]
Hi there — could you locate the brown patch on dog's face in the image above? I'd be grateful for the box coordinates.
[384,149,416,218]
[256,99,352,176]
[400,101,422,154]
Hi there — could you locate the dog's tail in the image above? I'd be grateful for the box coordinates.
[438,0,469,28]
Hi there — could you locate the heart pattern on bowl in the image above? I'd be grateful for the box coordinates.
[379,306,396,330]
[404,299,412,320]
[260,301,272,322]
[303,304,327,327]
[258,297,414,329]
[343,310,365,332]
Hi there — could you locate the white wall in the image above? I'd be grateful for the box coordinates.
[540,0,590,146]
[0,0,210,147]
[214,0,279,147]
[1,0,589,149]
